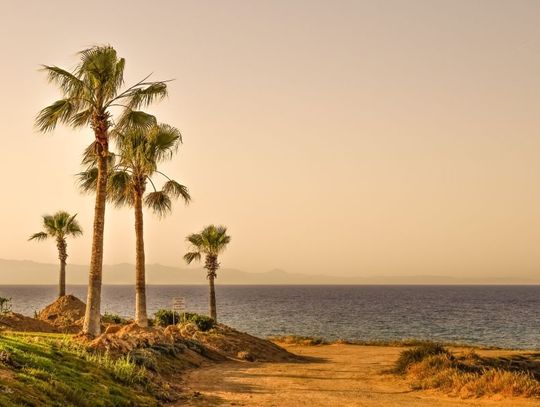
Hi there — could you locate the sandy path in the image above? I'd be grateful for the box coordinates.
[178,344,539,407]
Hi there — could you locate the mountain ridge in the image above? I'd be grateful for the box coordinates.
[0,259,538,285]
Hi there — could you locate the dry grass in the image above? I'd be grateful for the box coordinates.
[269,335,328,346]
[397,345,540,399]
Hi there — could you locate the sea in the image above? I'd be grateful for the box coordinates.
[0,285,538,349]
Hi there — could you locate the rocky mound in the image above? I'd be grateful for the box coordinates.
[37,295,86,332]
[0,312,57,333]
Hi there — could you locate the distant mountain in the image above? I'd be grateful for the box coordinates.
[0,259,538,285]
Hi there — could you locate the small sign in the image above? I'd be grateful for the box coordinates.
[172,297,186,311]
[172,297,186,324]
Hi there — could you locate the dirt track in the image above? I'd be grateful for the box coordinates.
[178,344,539,407]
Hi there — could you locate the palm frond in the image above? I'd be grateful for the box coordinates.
[69,108,93,128]
[116,110,157,132]
[186,233,204,248]
[144,190,171,217]
[183,251,202,264]
[41,65,86,97]
[66,214,83,237]
[151,124,182,161]
[122,82,168,109]
[162,180,191,204]
[35,99,78,132]
[112,58,126,95]
[77,167,99,193]
[108,170,134,207]
[42,215,57,236]
[28,232,48,242]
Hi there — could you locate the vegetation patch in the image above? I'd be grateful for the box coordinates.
[154,310,215,332]
[269,335,328,346]
[394,344,540,398]
[182,313,215,332]
[393,342,451,374]
[102,312,128,325]
[0,332,158,406]
[153,309,181,327]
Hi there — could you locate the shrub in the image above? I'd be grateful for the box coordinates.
[102,312,127,324]
[153,310,215,331]
[186,314,214,332]
[153,309,181,327]
[0,297,12,314]
[394,342,451,374]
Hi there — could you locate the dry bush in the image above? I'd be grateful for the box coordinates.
[399,346,540,399]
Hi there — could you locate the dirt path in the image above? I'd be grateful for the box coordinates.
[178,344,539,407]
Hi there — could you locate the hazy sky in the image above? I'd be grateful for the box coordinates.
[0,0,539,278]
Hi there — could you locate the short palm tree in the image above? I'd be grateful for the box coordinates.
[36,45,169,336]
[79,123,191,327]
[29,211,83,298]
[184,225,231,322]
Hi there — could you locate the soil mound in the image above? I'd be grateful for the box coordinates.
[37,295,86,332]
[85,322,294,363]
[0,312,57,333]
[87,323,173,354]
[180,323,298,362]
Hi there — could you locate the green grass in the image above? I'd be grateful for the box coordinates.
[0,332,158,407]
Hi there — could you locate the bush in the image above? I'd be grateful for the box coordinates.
[0,297,12,314]
[153,310,215,331]
[186,314,215,332]
[153,309,181,327]
[394,342,451,374]
[102,312,127,324]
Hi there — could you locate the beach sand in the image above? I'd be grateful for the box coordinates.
[178,344,539,407]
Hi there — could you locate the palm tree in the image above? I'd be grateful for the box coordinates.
[36,45,169,336]
[184,225,231,322]
[29,211,83,298]
[79,123,191,327]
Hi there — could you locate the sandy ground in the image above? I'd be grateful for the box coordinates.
[178,344,540,407]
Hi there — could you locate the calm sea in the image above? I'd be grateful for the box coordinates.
[0,285,538,349]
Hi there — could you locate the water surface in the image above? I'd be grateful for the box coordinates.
[0,285,538,349]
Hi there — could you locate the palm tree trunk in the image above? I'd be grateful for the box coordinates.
[134,191,148,327]
[83,130,109,336]
[56,238,67,298]
[208,272,217,322]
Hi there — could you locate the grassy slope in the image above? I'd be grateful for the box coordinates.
[0,333,158,407]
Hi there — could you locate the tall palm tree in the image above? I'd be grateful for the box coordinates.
[36,45,169,336]
[184,225,231,322]
[29,211,83,298]
[79,123,191,327]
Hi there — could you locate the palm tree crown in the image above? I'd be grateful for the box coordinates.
[78,123,191,213]
[29,211,83,242]
[35,45,167,136]
[184,225,231,276]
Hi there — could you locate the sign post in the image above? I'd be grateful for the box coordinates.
[172,297,186,324]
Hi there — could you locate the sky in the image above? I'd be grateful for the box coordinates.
[0,0,539,279]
